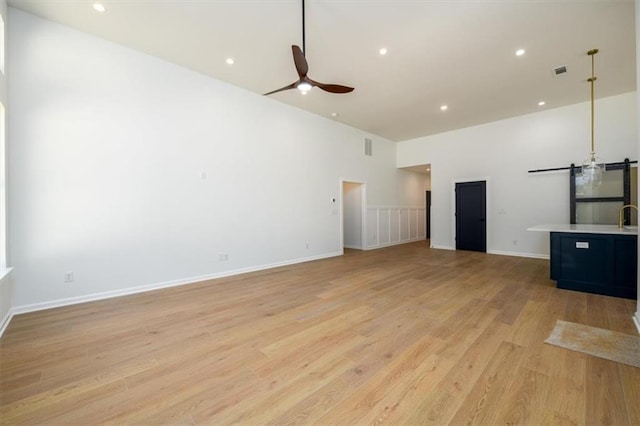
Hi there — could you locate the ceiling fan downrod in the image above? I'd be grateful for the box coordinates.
[301,0,306,55]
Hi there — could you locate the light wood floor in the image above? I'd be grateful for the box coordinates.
[1,242,639,425]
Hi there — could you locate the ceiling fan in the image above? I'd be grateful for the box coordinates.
[264,0,354,96]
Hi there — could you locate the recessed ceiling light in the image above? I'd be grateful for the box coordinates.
[93,3,106,13]
[515,48,525,56]
[426,168,431,172]
[331,112,339,118]
[538,101,546,106]
[225,58,234,65]
[440,105,448,111]
[379,48,388,56]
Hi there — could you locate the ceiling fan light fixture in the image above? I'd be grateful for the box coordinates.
[297,82,312,92]
[263,0,354,96]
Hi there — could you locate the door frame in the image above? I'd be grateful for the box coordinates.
[340,178,367,252]
[451,177,490,251]
[426,190,431,240]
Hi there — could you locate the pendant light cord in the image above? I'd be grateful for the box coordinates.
[588,49,598,157]
[302,0,306,55]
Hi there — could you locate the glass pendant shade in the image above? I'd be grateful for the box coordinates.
[581,48,604,188]
[581,152,605,186]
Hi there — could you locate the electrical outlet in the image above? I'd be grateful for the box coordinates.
[218,254,229,261]
[513,240,518,246]
[305,243,309,249]
[64,271,74,282]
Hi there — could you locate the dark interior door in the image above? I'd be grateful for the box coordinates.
[455,181,486,252]
[426,191,431,239]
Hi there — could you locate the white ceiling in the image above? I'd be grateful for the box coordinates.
[8,0,637,142]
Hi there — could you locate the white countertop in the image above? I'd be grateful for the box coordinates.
[528,224,638,235]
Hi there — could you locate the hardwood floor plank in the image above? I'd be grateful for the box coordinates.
[314,334,443,425]
[586,356,631,425]
[445,341,526,425]
[619,363,640,425]
[224,355,355,424]
[407,320,512,425]
[265,377,352,426]
[542,344,587,425]
[350,353,454,426]
[494,366,551,425]
[0,241,637,424]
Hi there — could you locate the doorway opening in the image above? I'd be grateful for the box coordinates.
[342,181,365,250]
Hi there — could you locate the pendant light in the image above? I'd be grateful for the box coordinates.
[581,48,605,186]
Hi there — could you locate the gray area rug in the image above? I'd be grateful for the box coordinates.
[545,320,640,368]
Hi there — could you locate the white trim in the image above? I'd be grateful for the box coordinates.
[343,244,362,250]
[451,176,491,252]
[633,313,640,335]
[0,265,11,281]
[374,208,380,246]
[367,205,425,210]
[365,206,426,249]
[0,266,13,338]
[0,307,13,338]
[361,184,367,250]
[488,249,550,260]
[8,251,342,319]
[340,178,367,250]
[363,236,425,251]
[431,245,455,250]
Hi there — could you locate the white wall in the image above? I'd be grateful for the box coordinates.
[8,9,421,310]
[398,92,638,258]
[0,0,12,336]
[342,182,363,249]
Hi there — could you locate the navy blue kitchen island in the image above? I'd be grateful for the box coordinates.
[529,224,637,300]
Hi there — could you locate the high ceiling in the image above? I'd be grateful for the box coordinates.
[8,0,637,142]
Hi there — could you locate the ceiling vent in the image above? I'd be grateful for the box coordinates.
[553,65,567,76]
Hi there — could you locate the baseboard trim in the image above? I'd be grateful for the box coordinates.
[0,268,14,338]
[430,245,455,251]
[365,238,427,251]
[488,249,550,260]
[9,251,343,319]
[633,312,640,335]
[0,309,14,338]
[344,244,363,250]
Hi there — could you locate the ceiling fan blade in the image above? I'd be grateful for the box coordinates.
[263,81,298,96]
[292,45,309,78]
[308,78,354,94]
